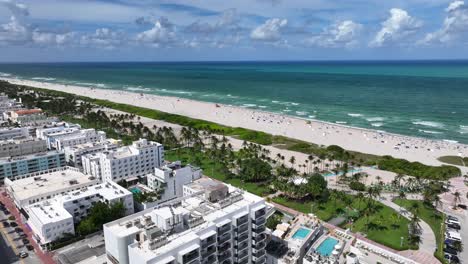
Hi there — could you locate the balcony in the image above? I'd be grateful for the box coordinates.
[234,240,249,251]
[236,248,249,261]
[201,245,217,258]
[217,251,231,263]
[253,234,267,245]
[252,217,266,227]
[182,250,200,264]
[235,223,249,235]
[202,255,217,264]
[201,236,216,248]
[218,242,231,253]
[235,215,248,226]
[217,225,231,235]
[252,226,266,234]
[218,233,231,245]
[255,208,266,218]
[235,233,249,244]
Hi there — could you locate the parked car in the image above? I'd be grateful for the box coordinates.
[25,245,34,251]
[14,227,23,233]
[445,254,460,264]
[447,223,461,230]
[444,246,458,256]
[446,231,462,242]
[18,252,28,258]
[446,218,461,225]
[19,234,27,238]
[445,239,458,246]
[21,238,29,244]
[9,222,17,227]
[458,204,467,210]
[2,222,9,227]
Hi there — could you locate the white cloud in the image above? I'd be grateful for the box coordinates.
[305,20,362,48]
[185,9,239,34]
[370,8,423,47]
[421,1,468,44]
[32,30,74,46]
[136,17,176,47]
[250,18,287,41]
[80,28,125,49]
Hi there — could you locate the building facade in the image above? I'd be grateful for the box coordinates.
[0,127,30,140]
[147,161,202,204]
[0,138,47,158]
[0,151,66,181]
[4,167,100,209]
[63,139,121,168]
[104,180,267,264]
[83,139,164,181]
[42,128,106,150]
[26,181,134,245]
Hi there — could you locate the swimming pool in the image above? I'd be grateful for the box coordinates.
[292,227,311,240]
[316,237,339,256]
[130,187,142,194]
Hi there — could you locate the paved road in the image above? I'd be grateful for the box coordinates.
[379,196,437,255]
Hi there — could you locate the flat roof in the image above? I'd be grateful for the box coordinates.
[105,183,264,260]
[0,150,63,165]
[7,167,98,202]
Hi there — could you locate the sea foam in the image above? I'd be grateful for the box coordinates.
[32,77,56,81]
[412,120,445,129]
[348,113,363,117]
[366,117,385,122]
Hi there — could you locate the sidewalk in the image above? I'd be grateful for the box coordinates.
[0,190,56,264]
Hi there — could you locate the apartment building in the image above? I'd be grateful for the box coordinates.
[82,139,164,181]
[0,138,47,158]
[0,150,66,181]
[4,167,100,209]
[0,127,30,140]
[147,161,202,203]
[0,94,22,118]
[63,139,121,168]
[36,122,81,142]
[42,128,106,151]
[26,181,134,245]
[104,179,268,264]
[4,109,50,125]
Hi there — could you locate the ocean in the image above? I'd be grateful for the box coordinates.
[1,61,468,143]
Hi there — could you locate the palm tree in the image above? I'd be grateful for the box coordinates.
[289,156,296,169]
[453,191,461,208]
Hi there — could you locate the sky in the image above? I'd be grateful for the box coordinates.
[0,0,468,62]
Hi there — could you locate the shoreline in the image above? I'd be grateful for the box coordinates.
[2,77,468,168]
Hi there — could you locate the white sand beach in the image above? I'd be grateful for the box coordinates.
[3,77,468,172]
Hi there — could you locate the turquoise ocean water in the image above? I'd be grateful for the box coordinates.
[0,61,467,143]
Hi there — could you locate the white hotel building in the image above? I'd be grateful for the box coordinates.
[26,181,134,245]
[4,167,99,209]
[43,128,106,151]
[147,161,202,203]
[104,179,268,264]
[82,139,164,182]
[63,139,121,168]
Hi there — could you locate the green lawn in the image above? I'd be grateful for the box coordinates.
[438,156,468,167]
[394,199,446,262]
[164,149,273,197]
[273,195,412,250]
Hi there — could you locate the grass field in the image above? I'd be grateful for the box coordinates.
[438,156,468,167]
[394,199,446,262]
[273,195,413,250]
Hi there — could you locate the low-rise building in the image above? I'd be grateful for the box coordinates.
[0,94,23,118]
[4,167,100,209]
[0,138,47,158]
[42,128,106,151]
[147,161,202,203]
[63,139,121,168]
[104,179,267,264]
[83,139,164,181]
[26,181,134,245]
[0,150,66,181]
[0,127,30,140]
[36,123,81,148]
[4,108,50,125]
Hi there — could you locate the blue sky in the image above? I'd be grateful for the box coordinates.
[0,0,467,62]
